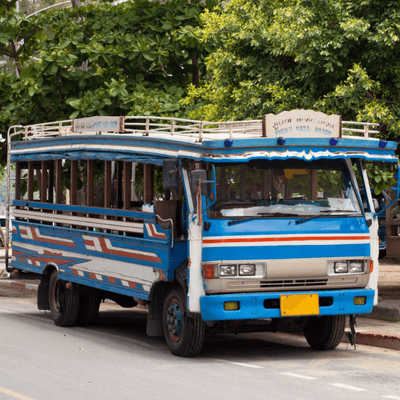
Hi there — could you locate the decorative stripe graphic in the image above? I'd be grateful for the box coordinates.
[19,226,76,248]
[12,249,86,268]
[70,268,145,291]
[145,223,167,239]
[83,235,161,263]
[203,234,370,246]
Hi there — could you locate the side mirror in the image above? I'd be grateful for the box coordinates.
[163,159,179,190]
[190,170,208,196]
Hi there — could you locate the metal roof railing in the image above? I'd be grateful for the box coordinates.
[9,116,382,142]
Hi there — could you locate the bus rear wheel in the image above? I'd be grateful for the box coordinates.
[49,271,80,327]
[76,292,100,326]
[163,288,205,357]
[303,315,345,350]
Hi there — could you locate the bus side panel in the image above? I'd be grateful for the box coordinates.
[10,221,184,300]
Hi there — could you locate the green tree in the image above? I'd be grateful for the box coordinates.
[0,0,218,167]
[185,0,400,142]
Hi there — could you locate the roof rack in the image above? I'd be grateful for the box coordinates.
[9,115,381,143]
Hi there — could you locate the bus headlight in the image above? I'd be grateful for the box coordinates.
[349,261,364,273]
[220,265,237,276]
[239,264,256,276]
[334,262,348,273]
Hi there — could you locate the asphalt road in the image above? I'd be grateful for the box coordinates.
[1,285,400,400]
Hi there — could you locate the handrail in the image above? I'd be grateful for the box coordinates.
[13,200,155,221]
[8,116,382,142]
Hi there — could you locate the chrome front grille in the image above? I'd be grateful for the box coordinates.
[260,278,328,288]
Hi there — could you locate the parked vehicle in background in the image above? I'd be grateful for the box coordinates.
[6,110,399,356]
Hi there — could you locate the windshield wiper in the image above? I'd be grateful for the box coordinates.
[228,212,300,226]
[295,210,358,225]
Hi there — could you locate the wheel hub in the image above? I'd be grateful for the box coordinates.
[166,300,183,340]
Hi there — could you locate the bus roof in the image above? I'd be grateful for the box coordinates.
[8,113,399,165]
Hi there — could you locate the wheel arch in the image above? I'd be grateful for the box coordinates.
[146,261,189,337]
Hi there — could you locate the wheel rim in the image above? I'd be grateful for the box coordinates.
[166,298,183,341]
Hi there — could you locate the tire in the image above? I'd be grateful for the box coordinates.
[76,292,100,326]
[163,288,205,357]
[49,271,80,327]
[303,315,346,350]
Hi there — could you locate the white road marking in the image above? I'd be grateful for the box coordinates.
[330,383,366,392]
[0,386,35,400]
[212,359,264,369]
[382,396,400,400]
[281,372,317,380]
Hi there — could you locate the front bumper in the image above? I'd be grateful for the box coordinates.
[200,288,374,322]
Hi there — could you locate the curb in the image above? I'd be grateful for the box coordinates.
[342,328,400,351]
[354,332,400,351]
[0,279,39,292]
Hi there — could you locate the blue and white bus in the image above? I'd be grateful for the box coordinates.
[5,110,399,357]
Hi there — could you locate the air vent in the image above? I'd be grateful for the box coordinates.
[260,278,328,288]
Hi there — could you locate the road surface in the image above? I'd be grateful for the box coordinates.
[0,284,400,400]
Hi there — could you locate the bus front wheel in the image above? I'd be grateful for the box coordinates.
[303,315,346,350]
[49,271,80,327]
[163,288,205,357]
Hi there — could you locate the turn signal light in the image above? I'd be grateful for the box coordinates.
[202,264,215,279]
[354,296,366,305]
[369,260,373,273]
[224,301,240,311]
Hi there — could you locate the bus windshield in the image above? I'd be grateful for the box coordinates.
[208,159,363,219]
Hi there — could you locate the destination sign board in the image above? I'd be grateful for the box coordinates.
[263,110,341,139]
[73,117,122,133]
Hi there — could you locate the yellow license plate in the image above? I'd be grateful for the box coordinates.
[280,294,319,317]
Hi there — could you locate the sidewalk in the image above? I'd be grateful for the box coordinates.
[1,259,399,351]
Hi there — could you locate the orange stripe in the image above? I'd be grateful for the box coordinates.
[203,236,370,244]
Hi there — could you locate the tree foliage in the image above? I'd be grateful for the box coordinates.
[0,0,217,166]
[186,0,400,143]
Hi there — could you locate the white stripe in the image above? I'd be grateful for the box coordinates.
[105,238,158,258]
[212,359,263,369]
[330,383,366,392]
[34,227,74,244]
[281,372,317,380]
[145,223,166,238]
[382,396,400,400]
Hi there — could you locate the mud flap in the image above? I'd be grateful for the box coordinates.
[38,280,50,310]
[346,314,357,349]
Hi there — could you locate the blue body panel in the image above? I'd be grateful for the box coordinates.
[202,216,370,263]
[200,289,374,321]
[11,218,187,300]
